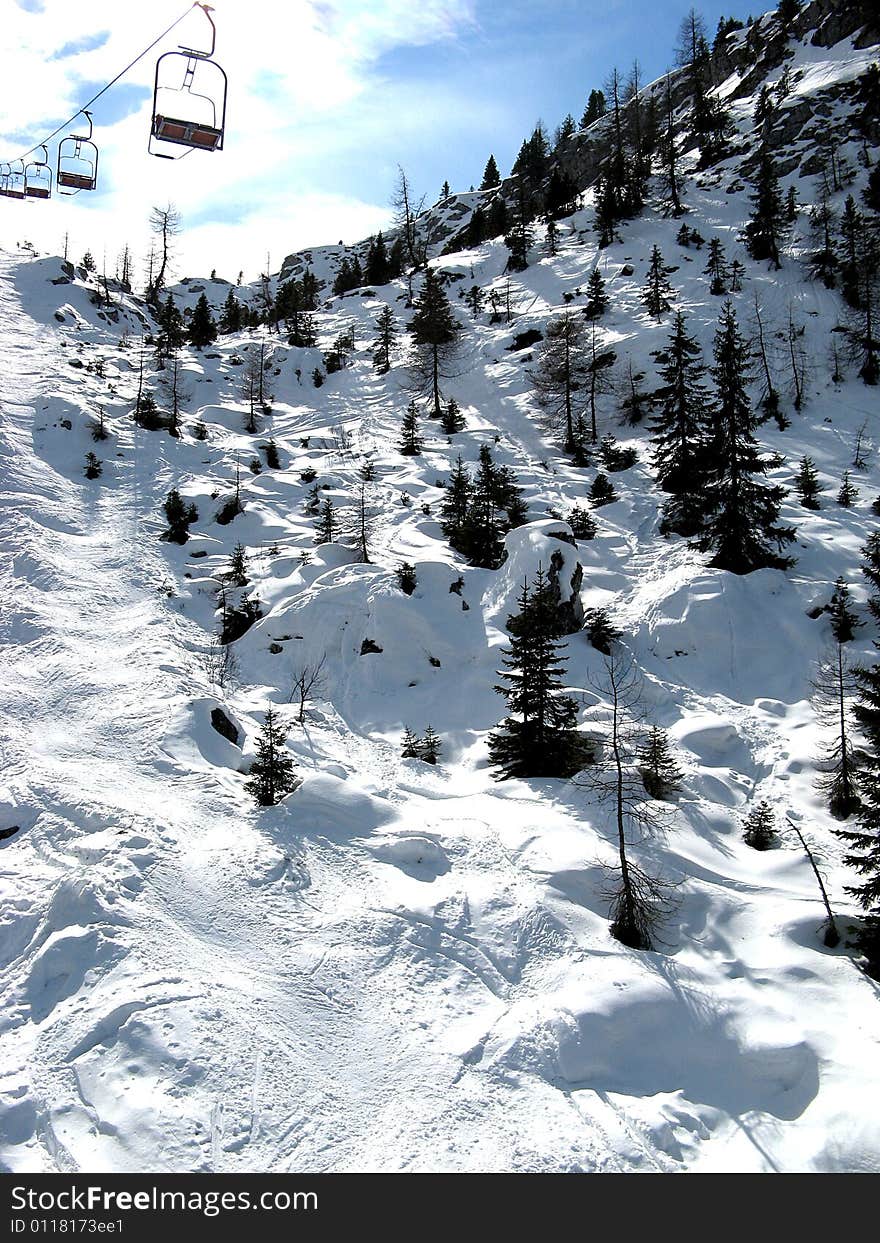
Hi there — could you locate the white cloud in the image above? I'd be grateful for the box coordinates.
[0,0,476,279]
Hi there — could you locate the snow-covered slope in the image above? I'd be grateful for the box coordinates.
[2,11,880,1175]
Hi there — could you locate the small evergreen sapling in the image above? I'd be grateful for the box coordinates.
[641,245,675,321]
[638,727,684,799]
[828,577,862,643]
[84,452,102,479]
[567,504,597,540]
[226,543,249,587]
[246,707,298,806]
[441,397,466,435]
[163,489,198,543]
[589,473,617,506]
[401,727,422,759]
[315,497,336,544]
[742,801,777,850]
[263,439,281,469]
[584,606,621,655]
[837,470,859,508]
[420,726,442,765]
[396,563,418,595]
[398,400,423,455]
[794,456,822,509]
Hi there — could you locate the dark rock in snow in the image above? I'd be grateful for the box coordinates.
[211,708,240,746]
[360,638,383,655]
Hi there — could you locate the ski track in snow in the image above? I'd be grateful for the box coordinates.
[3,18,880,1168]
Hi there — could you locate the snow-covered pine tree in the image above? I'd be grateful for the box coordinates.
[837,470,860,508]
[420,726,442,764]
[246,707,298,806]
[584,267,609,320]
[828,577,862,643]
[372,306,396,374]
[315,496,336,544]
[529,311,590,458]
[812,643,861,820]
[641,245,675,321]
[408,268,461,418]
[441,397,466,435]
[794,456,823,509]
[398,400,423,455]
[742,801,777,850]
[638,726,684,800]
[704,237,728,295]
[745,144,787,269]
[696,302,796,573]
[401,727,422,759]
[836,652,880,975]
[488,568,587,779]
[189,293,217,349]
[162,489,198,543]
[649,311,713,536]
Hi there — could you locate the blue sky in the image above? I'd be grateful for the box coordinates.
[1,0,759,278]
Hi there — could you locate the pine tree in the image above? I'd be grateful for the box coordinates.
[155,293,185,360]
[303,482,321,516]
[649,311,713,536]
[226,543,249,587]
[401,727,422,759]
[580,88,606,128]
[697,302,796,573]
[837,470,860,508]
[440,456,473,552]
[589,473,617,507]
[396,563,417,595]
[84,451,102,479]
[567,504,597,540]
[245,707,298,806]
[584,267,608,320]
[441,397,466,434]
[745,144,786,269]
[162,489,198,543]
[420,726,442,764]
[863,531,880,627]
[315,496,336,544]
[488,568,586,779]
[460,449,508,569]
[504,182,534,272]
[480,154,501,190]
[409,269,461,419]
[794,456,823,509]
[399,400,423,455]
[828,577,862,644]
[812,642,861,819]
[836,644,880,973]
[372,305,396,374]
[365,231,390,285]
[584,606,621,654]
[638,726,684,799]
[641,245,675,321]
[742,801,777,850]
[189,293,217,349]
[529,311,590,457]
[219,289,242,333]
[704,237,728,295]
[263,438,281,469]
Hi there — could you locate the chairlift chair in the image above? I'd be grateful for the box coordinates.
[149,3,227,158]
[1,160,26,199]
[58,111,99,193]
[24,146,52,199]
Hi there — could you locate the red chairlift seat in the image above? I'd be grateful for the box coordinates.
[57,171,97,190]
[152,114,222,150]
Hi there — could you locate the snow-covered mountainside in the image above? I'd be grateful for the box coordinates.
[2,3,879,1174]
